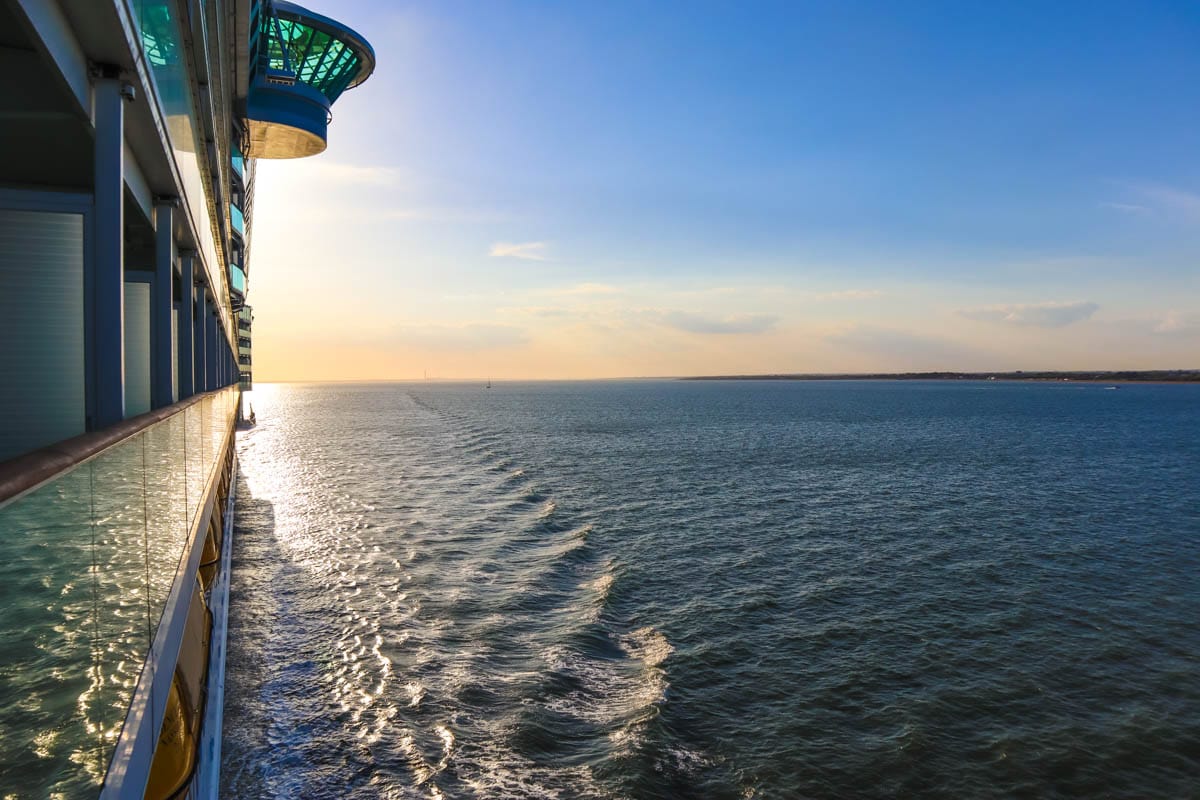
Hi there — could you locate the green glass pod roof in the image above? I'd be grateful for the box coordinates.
[259,1,375,103]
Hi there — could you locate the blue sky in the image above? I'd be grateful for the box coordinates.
[253,0,1200,379]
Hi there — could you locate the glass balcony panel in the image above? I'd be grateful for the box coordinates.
[0,463,104,796]
[230,204,245,236]
[184,402,204,533]
[87,435,154,762]
[208,394,224,464]
[143,415,190,625]
[230,264,247,296]
[0,387,234,796]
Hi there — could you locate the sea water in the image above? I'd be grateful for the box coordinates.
[220,380,1199,799]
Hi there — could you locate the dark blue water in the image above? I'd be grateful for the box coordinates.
[221,380,1200,799]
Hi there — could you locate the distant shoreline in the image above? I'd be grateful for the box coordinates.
[680,370,1200,383]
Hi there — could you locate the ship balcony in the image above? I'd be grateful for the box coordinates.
[230,263,247,297]
[238,354,252,366]
[232,140,246,179]
[230,202,246,237]
[245,1,375,159]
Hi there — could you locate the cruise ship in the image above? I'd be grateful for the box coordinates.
[0,0,374,796]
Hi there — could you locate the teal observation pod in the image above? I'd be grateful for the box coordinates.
[246,0,376,158]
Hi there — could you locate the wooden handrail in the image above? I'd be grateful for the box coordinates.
[0,386,238,506]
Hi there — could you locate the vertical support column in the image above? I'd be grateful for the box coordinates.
[214,316,221,388]
[92,74,130,427]
[152,201,175,408]
[206,309,218,390]
[196,288,208,392]
[178,252,194,398]
[210,308,218,390]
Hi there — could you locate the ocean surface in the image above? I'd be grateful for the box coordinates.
[220,380,1199,799]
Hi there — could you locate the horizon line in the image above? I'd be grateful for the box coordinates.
[248,368,1200,385]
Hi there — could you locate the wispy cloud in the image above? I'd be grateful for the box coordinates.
[499,306,576,318]
[1134,183,1200,221]
[959,300,1099,328]
[307,162,401,185]
[825,326,982,369]
[1154,310,1200,334]
[654,310,779,335]
[812,289,883,301]
[1100,201,1151,216]
[1104,182,1200,223]
[393,323,528,351]
[380,207,503,223]
[490,241,548,261]
[557,282,620,295]
[287,205,501,225]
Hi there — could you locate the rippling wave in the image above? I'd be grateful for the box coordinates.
[222,380,1200,799]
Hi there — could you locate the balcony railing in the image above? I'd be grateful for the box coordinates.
[230,203,245,236]
[232,141,245,178]
[0,387,238,795]
[231,262,247,296]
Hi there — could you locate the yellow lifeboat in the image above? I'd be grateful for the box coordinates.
[144,579,212,800]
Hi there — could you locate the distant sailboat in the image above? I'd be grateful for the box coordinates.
[486,377,492,389]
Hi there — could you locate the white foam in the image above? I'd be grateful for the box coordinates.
[657,744,713,775]
[618,627,673,668]
[541,630,671,729]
